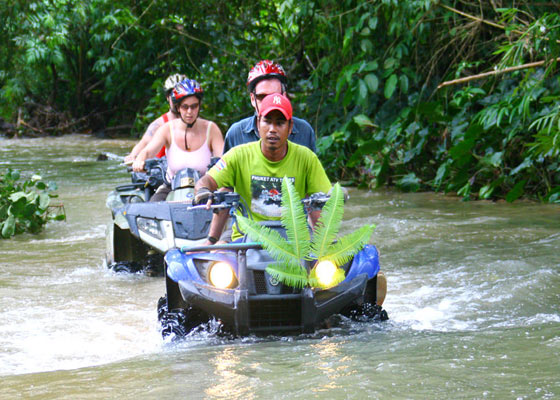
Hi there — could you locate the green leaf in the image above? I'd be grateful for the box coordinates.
[434,161,450,189]
[236,215,300,269]
[384,58,396,70]
[397,173,420,192]
[480,151,503,168]
[358,79,368,104]
[266,263,308,289]
[363,61,378,72]
[360,39,373,53]
[478,184,494,199]
[2,215,16,238]
[364,73,379,93]
[506,180,526,202]
[399,74,409,94]
[384,74,398,99]
[353,114,375,128]
[8,198,27,217]
[310,183,344,259]
[39,193,50,210]
[457,182,472,199]
[9,192,26,202]
[321,224,375,267]
[280,177,310,260]
[510,157,533,176]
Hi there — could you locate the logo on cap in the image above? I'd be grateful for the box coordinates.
[273,95,282,105]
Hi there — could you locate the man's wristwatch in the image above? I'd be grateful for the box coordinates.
[207,236,218,244]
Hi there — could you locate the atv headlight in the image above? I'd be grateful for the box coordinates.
[315,260,338,288]
[128,195,144,204]
[208,262,237,289]
[137,217,163,239]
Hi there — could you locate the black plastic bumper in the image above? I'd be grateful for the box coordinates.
[178,272,369,335]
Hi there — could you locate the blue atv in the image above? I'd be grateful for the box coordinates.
[157,191,388,338]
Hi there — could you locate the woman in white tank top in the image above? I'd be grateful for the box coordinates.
[132,79,224,201]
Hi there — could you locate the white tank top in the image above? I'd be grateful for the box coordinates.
[166,120,213,179]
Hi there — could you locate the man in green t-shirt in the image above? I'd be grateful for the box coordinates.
[194,93,331,242]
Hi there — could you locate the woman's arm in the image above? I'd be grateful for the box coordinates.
[132,123,171,172]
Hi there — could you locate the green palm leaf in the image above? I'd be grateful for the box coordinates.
[266,263,308,289]
[237,215,300,268]
[280,177,310,260]
[310,182,344,259]
[321,224,376,266]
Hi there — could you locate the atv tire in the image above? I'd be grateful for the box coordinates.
[345,302,389,322]
[110,261,143,273]
[161,309,190,339]
[145,253,164,277]
[157,295,211,339]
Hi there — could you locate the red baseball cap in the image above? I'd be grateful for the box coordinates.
[259,93,293,120]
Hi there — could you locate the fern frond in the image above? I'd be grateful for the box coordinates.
[310,183,344,259]
[266,263,308,289]
[321,224,376,266]
[281,177,310,260]
[237,215,300,267]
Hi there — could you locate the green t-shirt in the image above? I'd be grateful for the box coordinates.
[208,140,331,240]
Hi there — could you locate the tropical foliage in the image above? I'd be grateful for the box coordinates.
[237,178,375,288]
[0,169,66,238]
[1,1,559,202]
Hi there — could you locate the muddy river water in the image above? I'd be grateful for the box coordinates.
[1,135,558,399]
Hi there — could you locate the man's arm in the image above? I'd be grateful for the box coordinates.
[308,209,321,229]
[195,173,218,195]
[194,174,230,245]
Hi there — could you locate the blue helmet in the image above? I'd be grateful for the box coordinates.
[171,79,204,105]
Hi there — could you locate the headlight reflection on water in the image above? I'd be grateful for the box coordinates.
[206,347,255,399]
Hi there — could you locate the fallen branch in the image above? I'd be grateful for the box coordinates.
[438,3,560,43]
[438,3,524,35]
[437,57,560,89]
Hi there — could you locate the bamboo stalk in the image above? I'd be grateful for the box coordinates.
[437,57,560,89]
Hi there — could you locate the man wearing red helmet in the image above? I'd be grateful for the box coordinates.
[222,60,316,154]
[195,93,330,242]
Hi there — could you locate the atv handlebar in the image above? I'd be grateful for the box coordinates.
[188,190,332,218]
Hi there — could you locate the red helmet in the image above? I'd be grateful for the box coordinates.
[246,60,287,92]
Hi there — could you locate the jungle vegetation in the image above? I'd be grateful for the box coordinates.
[0,169,65,238]
[1,0,559,202]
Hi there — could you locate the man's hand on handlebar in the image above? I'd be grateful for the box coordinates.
[194,187,213,208]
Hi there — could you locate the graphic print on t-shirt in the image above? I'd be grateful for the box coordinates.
[250,175,295,217]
